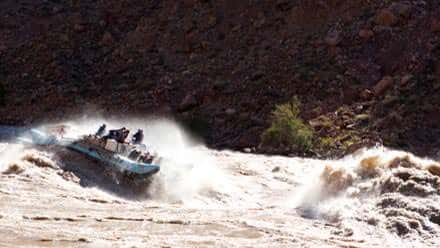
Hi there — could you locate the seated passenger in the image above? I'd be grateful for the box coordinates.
[141,152,154,164]
[105,127,129,143]
[128,149,141,160]
[95,124,106,137]
[121,128,130,143]
[132,129,144,144]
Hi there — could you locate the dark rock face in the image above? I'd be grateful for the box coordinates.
[0,1,439,156]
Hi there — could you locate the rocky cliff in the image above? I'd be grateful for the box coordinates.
[1,0,439,157]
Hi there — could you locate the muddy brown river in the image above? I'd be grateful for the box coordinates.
[1,119,439,247]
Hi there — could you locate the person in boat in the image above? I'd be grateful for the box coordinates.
[132,129,144,144]
[128,149,141,160]
[121,128,130,143]
[105,127,129,143]
[139,152,154,164]
[95,124,106,137]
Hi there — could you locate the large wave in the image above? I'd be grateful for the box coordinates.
[293,147,440,244]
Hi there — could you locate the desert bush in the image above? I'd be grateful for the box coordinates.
[262,97,313,152]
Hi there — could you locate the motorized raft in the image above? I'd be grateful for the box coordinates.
[24,125,160,183]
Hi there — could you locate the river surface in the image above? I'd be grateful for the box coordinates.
[0,119,439,247]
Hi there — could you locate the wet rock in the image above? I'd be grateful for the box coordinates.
[373,76,394,96]
[272,166,281,173]
[374,9,398,26]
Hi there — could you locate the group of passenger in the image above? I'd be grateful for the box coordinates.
[95,124,153,163]
[95,124,144,145]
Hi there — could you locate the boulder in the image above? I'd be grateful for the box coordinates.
[431,18,440,32]
[374,9,398,26]
[73,23,85,32]
[360,89,374,100]
[373,76,394,96]
[355,114,370,122]
[100,32,114,46]
[435,62,440,81]
[359,29,374,39]
[400,74,413,86]
[178,93,198,111]
[225,108,237,115]
[389,3,412,18]
[325,30,341,46]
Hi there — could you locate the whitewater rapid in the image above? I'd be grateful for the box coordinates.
[0,118,439,247]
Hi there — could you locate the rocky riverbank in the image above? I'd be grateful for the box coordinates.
[0,1,439,157]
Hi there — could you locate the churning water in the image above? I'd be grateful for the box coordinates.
[0,118,439,247]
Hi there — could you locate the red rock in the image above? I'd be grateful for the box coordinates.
[435,62,440,80]
[374,9,398,26]
[73,24,85,32]
[360,89,374,100]
[431,18,440,33]
[359,29,374,39]
[389,3,412,18]
[400,74,413,86]
[100,32,114,46]
[373,76,394,96]
[225,108,236,115]
[325,30,341,46]
[179,93,198,111]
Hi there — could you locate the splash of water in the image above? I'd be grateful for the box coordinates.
[9,117,231,204]
[293,146,440,239]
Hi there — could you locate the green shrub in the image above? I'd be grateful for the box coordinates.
[262,97,313,152]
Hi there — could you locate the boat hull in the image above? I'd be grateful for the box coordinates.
[27,129,160,178]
